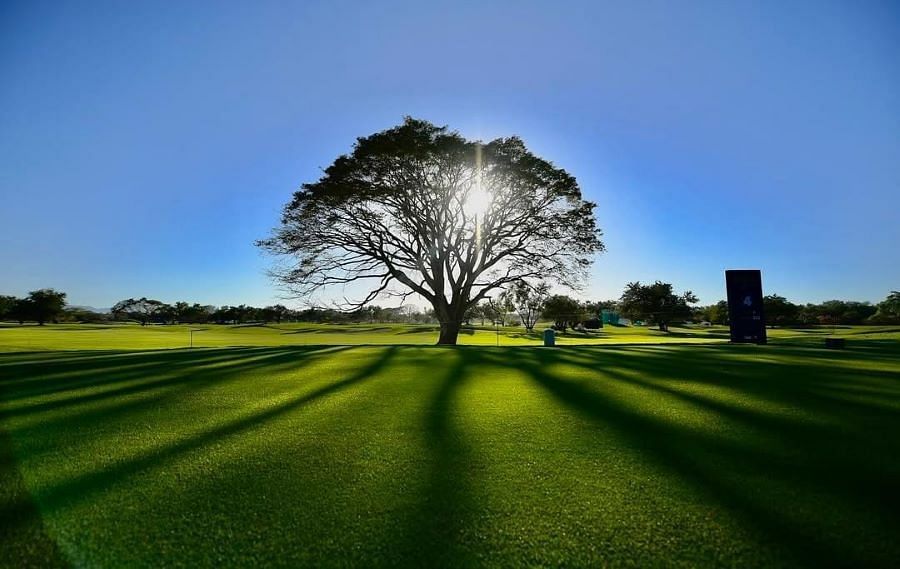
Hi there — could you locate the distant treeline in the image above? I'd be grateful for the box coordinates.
[2,288,898,328]
[104,299,439,326]
[0,291,440,326]
[693,292,900,327]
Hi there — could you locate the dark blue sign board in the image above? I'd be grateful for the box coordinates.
[725,269,767,344]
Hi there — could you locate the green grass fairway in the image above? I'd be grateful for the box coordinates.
[0,322,730,351]
[2,322,898,351]
[2,338,899,567]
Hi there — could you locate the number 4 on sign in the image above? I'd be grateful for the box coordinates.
[743,296,753,306]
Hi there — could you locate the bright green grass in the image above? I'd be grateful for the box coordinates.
[2,339,899,567]
[2,322,898,351]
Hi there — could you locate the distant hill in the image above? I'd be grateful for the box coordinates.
[68,305,111,314]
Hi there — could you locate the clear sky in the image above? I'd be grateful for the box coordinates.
[2,0,898,309]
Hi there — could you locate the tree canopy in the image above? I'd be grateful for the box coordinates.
[619,281,697,332]
[763,294,800,328]
[22,289,67,325]
[508,281,550,331]
[542,294,584,332]
[872,291,900,323]
[259,118,604,344]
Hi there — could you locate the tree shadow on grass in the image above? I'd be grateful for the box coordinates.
[395,352,481,567]
[0,347,327,412]
[0,346,370,566]
[0,348,285,397]
[396,326,476,336]
[468,345,900,567]
[661,330,732,340]
[281,325,399,335]
[0,427,69,568]
[27,346,398,514]
[4,346,357,414]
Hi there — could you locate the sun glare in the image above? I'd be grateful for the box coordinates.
[464,185,492,218]
[463,143,492,219]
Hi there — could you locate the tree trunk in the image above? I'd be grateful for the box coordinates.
[437,321,461,345]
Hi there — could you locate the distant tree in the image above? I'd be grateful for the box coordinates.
[710,300,730,325]
[763,294,800,328]
[269,304,290,324]
[582,300,613,319]
[171,302,188,321]
[619,281,697,332]
[870,291,900,324]
[542,294,582,332]
[817,301,840,325]
[258,118,604,345]
[583,300,617,328]
[0,295,17,321]
[157,303,178,324]
[25,289,67,325]
[813,300,877,325]
[509,281,550,331]
[111,297,166,325]
[171,302,213,324]
[839,301,876,325]
[233,305,254,324]
[485,294,515,326]
[464,303,486,326]
[797,304,821,326]
[0,295,32,324]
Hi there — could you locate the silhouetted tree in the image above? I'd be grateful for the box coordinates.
[484,294,515,327]
[542,294,582,332]
[763,294,800,328]
[0,295,17,321]
[25,289,67,325]
[710,300,730,325]
[509,281,550,331]
[263,304,290,323]
[259,118,604,344]
[619,281,697,332]
[870,291,900,324]
[464,303,486,326]
[111,297,166,325]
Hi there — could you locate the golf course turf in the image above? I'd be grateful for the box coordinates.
[1,326,899,567]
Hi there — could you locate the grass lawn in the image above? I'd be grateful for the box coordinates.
[1,328,899,566]
[2,321,898,351]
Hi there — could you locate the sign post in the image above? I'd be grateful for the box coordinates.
[725,270,767,344]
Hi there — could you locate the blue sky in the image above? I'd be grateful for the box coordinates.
[1,0,898,308]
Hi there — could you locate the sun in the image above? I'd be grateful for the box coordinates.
[464,184,492,218]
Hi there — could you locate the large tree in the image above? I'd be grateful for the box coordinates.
[619,281,697,332]
[259,118,604,344]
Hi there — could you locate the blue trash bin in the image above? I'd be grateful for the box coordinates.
[543,328,556,347]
